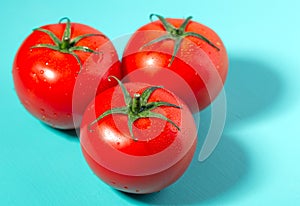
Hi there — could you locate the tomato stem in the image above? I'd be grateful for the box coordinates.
[31,17,102,70]
[89,76,181,140]
[132,93,142,114]
[141,14,220,67]
[60,37,71,50]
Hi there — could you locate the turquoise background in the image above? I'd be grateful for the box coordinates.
[1,0,300,205]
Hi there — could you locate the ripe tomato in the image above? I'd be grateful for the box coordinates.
[80,77,197,194]
[121,14,228,112]
[13,18,121,129]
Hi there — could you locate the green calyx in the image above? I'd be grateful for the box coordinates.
[88,76,181,141]
[31,17,103,69]
[141,14,220,66]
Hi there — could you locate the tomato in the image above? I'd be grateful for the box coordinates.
[13,18,121,129]
[80,76,197,194]
[121,14,228,112]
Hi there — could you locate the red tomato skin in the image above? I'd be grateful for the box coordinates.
[80,82,197,193]
[121,18,228,112]
[81,141,196,194]
[13,22,121,129]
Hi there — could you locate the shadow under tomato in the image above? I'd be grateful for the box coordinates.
[224,57,285,127]
[40,123,79,142]
[118,135,249,205]
[119,56,285,204]
[194,56,285,160]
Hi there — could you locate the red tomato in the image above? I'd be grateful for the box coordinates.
[80,77,197,194]
[121,14,228,112]
[13,18,121,129]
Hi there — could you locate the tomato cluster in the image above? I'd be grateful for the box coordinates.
[13,15,228,194]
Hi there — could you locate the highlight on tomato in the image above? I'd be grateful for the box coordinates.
[121,14,229,113]
[13,17,121,129]
[80,76,197,194]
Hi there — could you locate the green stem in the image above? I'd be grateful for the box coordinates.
[89,76,181,140]
[60,37,71,50]
[141,14,220,67]
[131,93,141,114]
[31,17,102,70]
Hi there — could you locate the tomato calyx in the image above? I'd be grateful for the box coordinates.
[140,14,220,66]
[88,76,181,141]
[31,17,103,70]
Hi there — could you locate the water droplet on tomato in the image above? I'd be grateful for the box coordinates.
[67,113,71,118]
[42,115,46,120]
[116,142,120,145]
[135,189,140,193]
[53,113,57,117]
[24,100,30,109]
[96,55,103,64]
[40,108,45,114]
[40,70,44,74]
[45,62,49,66]
[170,125,179,133]
[124,186,128,189]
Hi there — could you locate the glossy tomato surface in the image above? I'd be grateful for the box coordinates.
[80,82,197,194]
[13,20,121,129]
[121,16,228,112]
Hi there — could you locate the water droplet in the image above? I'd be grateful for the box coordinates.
[42,115,46,120]
[43,79,47,82]
[110,52,115,58]
[124,186,128,189]
[116,142,120,145]
[45,62,49,66]
[67,113,71,118]
[53,113,57,117]
[96,53,103,64]
[30,49,33,53]
[40,70,44,74]
[40,108,45,114]
[49,86,52,89]
[135,189,140,193]
[111,181,116,185]
[24,101,30,109]
[170,125,179,133]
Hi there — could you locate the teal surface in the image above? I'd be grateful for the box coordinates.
[1,0,300,205]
